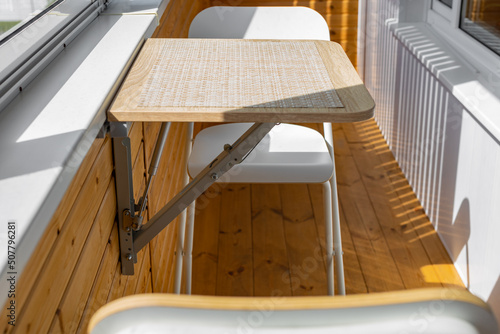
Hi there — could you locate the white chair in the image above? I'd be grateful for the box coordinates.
[88,289,499,334]
[178,6,345,296]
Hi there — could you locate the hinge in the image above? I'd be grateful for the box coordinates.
[122,209,144,232]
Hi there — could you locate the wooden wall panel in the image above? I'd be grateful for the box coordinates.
[9,139,114,334]
[48,179,117,334]
[0,2,210,332]
[0,136,106,334]
[148,123,188,293]
[76,225,120,334]
[0,0,360,331]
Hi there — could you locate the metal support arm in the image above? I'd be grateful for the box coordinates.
[133,122,276,251]
[113,122,276,275]
[111,122,137,275]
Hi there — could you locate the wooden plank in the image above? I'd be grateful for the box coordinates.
[216,184,254,296]
[0,137,106,334]
[347,120,463,288]
[159,214,183,292]
[308,183,367,294]
[341,121,438,288]
[334,128,405,292]
[76,224,120,334]
[145,269,153,293]
[348,143,431,289]
[148,123,184,292]
[148,124,186,292]
[47,178,116,334]
[154,0,187,38]
[280,184,328,296]
[192,184,222,295]
[326,14,358,27]
[251,184,292,297]
[152,0,177,37]
[129,122,143,164]
[169,0,197,38]
[159,126,189,293]
[12,139,114,334]
[148,123,183,216]
[132,141,146,200]
[106,262,129,304]
[339,203,368,294]
[143,122,162,168]
[192,122,248,295]
[122,246,149,296]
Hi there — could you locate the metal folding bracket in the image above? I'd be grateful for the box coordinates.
[111,123,137,274]
[112,121,276,275]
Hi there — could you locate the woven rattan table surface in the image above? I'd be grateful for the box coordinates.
[109,39,374,123]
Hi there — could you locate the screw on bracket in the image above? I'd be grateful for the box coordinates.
[122,209,134,231]
[210,173,219,180]
[126,254,133,261]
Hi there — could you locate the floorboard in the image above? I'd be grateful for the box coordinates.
[191,119,464,296]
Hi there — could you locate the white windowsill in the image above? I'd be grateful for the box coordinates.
[0,0,168,304]
[390,22,500,142]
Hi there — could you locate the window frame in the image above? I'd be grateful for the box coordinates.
[0,0,104,111]
[427,0,500,84]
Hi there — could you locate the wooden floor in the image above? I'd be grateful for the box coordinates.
[190,119,465,297]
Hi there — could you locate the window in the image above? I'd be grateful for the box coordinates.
[428,0,500,82]
[460,0,500,56]
[0,0,92,79]
[0,0,62,43]
[0,0,99,110]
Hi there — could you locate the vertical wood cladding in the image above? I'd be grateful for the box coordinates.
[0,1,357,332]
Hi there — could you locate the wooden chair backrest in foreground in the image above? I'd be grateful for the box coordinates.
[88,288,498,334]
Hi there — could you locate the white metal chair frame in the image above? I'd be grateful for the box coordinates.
[174,6,345,296]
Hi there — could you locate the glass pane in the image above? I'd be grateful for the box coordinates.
[0,0,62,41]
[0,0,90,82]
[461,0,500,55]
[439,0,454,8]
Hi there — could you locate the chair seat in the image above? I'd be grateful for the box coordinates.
[188,123,333,183]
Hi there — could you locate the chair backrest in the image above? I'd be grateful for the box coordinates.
[88,288,498,334]
[188,6,330,41]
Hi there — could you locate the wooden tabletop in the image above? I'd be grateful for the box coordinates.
[108,39,374,123]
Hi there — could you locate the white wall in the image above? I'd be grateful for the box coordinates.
[360,0,500,326]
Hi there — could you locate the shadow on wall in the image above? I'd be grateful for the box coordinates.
[488,276,500,328]
[447,199,471,288]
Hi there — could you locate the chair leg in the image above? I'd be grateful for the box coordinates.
[330,174,345,295]
[322,181,335,296]
[174,122,195,294]
[323,122,345,295]
[184,201,196,294]
[174,208,187,294]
